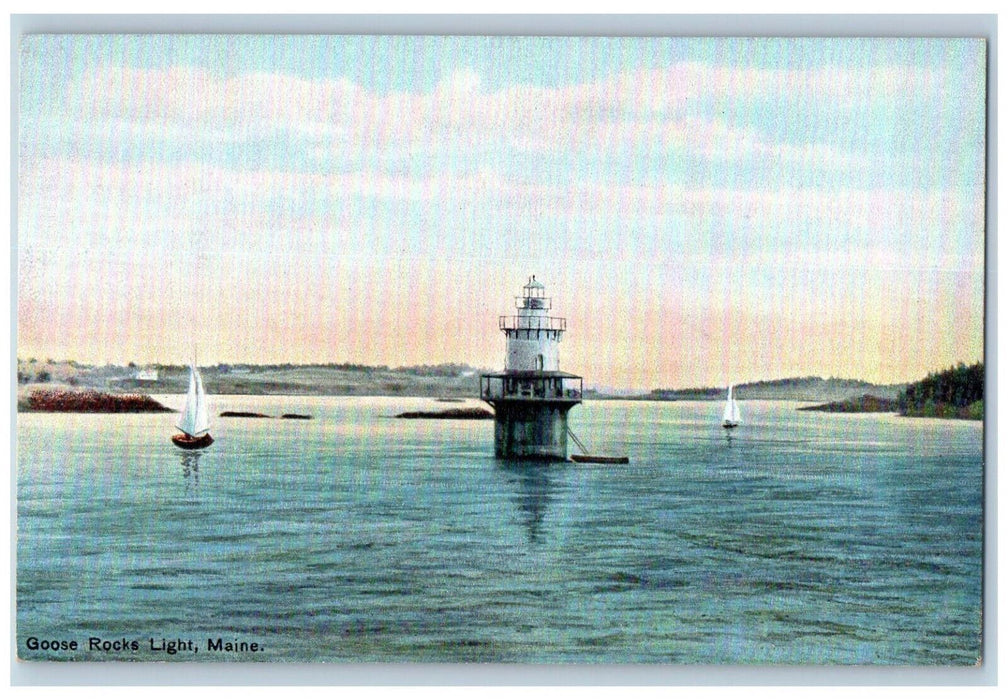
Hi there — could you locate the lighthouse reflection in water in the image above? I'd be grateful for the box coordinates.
[500,463,557,543]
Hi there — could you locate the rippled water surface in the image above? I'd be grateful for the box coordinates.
[17,397,983,663]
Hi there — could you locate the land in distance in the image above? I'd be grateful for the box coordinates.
[643,376,906,402]
[19,387,172,413]
[19,359,981,422]
[796,394,899,413]
[16,360,487,399]
[396,407,494,420]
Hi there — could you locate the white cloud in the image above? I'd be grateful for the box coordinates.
[19,53,984,287]
[437,68,481,94]
[19,153,984,278]
[16,40,986,381]
[41,60,959,167]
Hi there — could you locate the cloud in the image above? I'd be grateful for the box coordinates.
[437,67,481,94]
[39,60,965,166]
[17,44,985,382]
[19,153,983,278]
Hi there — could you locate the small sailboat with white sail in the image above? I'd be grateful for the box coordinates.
[722,384,741,430]
[172,364,214,449]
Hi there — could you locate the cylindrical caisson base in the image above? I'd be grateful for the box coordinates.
[491,400,575,461]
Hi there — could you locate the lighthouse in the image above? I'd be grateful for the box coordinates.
[480,277,583,460]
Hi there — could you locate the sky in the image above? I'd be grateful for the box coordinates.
[16,35,987,390]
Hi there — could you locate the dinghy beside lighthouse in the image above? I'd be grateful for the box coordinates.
[172,364,214,449]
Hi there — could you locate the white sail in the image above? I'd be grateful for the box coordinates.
[722,385,735,422]
[176,365,210,436]
[723,384,740,426]
[193,366,210,435]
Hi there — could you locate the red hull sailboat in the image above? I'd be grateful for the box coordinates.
[172,364,213,449]
[171,432,214,449]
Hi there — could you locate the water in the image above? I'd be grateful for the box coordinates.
[16,397,983,664]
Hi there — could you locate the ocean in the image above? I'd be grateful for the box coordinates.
[16,396,983,664]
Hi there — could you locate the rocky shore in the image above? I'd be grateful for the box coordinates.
[796,394,898,413]
[20,388,172,413]
[395,407,494,420]
[219,411,314,419]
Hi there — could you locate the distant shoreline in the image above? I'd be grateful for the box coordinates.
[16,388,982,422]
[15,359,982,421]
[796,394,899,414]
[395,407,494,420]
[16,360,909,402]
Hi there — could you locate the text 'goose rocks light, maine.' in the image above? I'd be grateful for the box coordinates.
[480,277,583,461]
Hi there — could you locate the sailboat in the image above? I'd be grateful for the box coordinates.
[171,364,214,449]
[722,384,741,429]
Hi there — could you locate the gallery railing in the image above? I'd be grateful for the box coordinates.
[480,375,582,402]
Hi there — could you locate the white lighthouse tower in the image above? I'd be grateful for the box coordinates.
[480,277,583,460]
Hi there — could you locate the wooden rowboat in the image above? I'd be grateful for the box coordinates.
[570,454,629,464]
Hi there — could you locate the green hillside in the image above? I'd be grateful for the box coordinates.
[649,376,905,402]
[898,362,984,420]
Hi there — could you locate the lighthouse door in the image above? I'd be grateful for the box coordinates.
[536,354,544,371]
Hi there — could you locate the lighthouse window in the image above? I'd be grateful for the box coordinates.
[536,354,544,371]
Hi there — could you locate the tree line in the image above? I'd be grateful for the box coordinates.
[898,362,984,419]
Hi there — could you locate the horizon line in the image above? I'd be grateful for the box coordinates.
[15,355,985,391]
